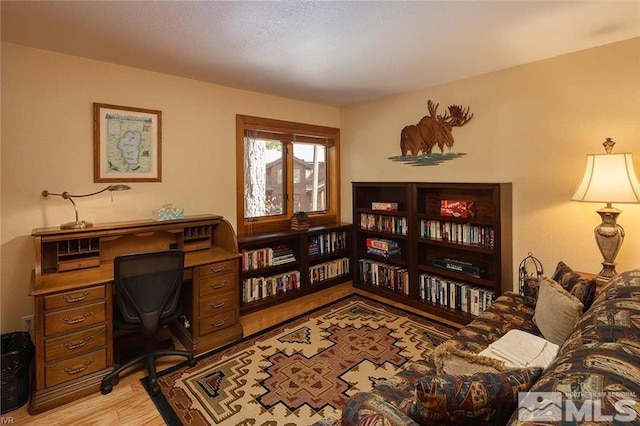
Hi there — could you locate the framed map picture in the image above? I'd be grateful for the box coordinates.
[93,103,162,182]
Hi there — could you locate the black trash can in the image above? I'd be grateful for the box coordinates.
[1,332,35,414]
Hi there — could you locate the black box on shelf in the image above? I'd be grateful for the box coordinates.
[432,258,486,278]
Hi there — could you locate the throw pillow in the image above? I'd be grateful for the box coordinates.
[433,341,506,375]
[552,261,597,311]
[533,278,583,345]
[408,368,542,426]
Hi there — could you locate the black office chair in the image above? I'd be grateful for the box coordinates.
[101,250,196,396]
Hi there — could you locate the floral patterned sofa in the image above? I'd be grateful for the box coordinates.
[330,266,640,426]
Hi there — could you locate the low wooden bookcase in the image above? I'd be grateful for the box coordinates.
[353,182,512,327]
[238,223,353,315]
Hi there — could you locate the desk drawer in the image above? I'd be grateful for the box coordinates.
[45,348,106,388]
[198,260,235,278]
[44,285,106,310]
[45,325,106,362]
[199,290,237,316]
[199,273,236,298]
[57,257,101,273]
[44,301,106,336]
[199,309,236,336]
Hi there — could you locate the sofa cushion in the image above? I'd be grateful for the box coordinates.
[533,278,584,345]
[552,261,597,311]
[447,292,541,354]
[409,368,542,426]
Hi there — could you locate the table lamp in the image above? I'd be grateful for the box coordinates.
[571,138,640,282]
[41,184,131,229]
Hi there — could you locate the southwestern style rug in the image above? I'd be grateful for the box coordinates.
[144,294,456,425]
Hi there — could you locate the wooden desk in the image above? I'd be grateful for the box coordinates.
[29,215,243,414]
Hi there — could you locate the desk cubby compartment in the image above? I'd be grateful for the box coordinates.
[42,237,101,273]
[183,224,213,251]
[353,182,511,327]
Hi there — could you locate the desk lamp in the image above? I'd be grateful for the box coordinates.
[571,138,640,282]
[41,184,131,229]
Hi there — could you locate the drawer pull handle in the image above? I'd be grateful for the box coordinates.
[63,313,92,324]
[210,300,227,309]
[64,336,94,350]
[63,292,89,303]
[210,281,227,290]
[64,360,92,375]
[210,265,226,273]
[210,318,228,328]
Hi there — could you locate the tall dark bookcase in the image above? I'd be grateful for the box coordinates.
[238,223,353,315]
[352,182,512,327]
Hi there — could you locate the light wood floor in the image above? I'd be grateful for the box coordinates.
[3,282,458,425]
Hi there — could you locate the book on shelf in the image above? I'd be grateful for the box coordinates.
[440,200,476,218]
[242,270,301,303]
[308,231,347,256]
[371,202,398,211]
[360,213,407,235]
[418,273,495,315]
[366,246,401,258]
[242,245,296,271]
[419,219,494,248]
[358,258,409,295]
[366,237,399,251]
[309,257,350,284]
[432,258,487,278]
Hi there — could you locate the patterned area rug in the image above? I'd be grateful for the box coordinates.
[144,294,456,425]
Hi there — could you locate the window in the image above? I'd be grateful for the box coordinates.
[236,115,340,236]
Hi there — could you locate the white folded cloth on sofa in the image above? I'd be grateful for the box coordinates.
[478,329,559,369]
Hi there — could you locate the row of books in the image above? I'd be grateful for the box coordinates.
[241,244,296,271]
[419,220,495,248]
[308,231,347,256]
[418,273,495,316]
[242,270,301,303]
[360,213,408,235]
[309,257,350,285]
[358,259,409,295]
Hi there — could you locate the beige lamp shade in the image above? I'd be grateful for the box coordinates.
[571,153,640,204]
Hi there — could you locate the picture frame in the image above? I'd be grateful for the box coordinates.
[93,103,162,182]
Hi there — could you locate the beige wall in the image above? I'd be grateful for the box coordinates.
[341,37,640,289]
[2,39,639,333]
[0,43,340,332]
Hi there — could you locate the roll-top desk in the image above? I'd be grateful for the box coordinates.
[29,214,242,413]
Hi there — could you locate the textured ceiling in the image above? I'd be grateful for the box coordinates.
[2,1,639,106]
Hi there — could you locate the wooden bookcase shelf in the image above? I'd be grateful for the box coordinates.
[353,182,512,327]
[238,223,353,315]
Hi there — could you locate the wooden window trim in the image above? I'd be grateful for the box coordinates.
[236,115,340,236]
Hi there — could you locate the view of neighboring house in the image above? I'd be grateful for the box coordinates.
[265,156,326,214]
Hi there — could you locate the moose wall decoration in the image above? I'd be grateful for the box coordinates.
[390,100,474,166]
